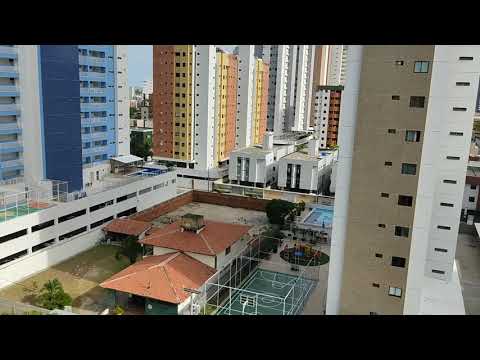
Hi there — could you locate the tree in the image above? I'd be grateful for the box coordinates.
[36,279,72,310]
[296,201,306,215]
[265,199,296,225]
[131,134,153,160]
[117,235,142,264]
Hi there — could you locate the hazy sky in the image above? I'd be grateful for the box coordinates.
[128,45,236,88]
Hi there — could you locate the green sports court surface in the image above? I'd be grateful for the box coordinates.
[0,205,43,223]
[217,269,316,315]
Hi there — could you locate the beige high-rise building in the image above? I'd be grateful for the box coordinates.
[327,45,480,315]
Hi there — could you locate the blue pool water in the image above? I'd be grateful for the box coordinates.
[128,167,168,177]
[303,207,333,227]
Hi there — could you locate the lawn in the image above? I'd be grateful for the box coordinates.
[0,245,130,314]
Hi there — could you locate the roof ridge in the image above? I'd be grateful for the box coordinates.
[142,227,180,243]
[148,252,181,270]
[199,232,215,255]
[161,261,181,303]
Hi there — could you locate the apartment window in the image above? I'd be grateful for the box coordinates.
[388,287,402,298]
[405,130,421,142]
[452,107,467,111]
[31,220,55,233]
[414,61,429,73]
[375,253,383,258]
[378,224,386,228]
[469,196,475,202]
[459,56,474,60]
[388,129,396,134]
[432,269,445,275]
[372,283,380,288]
[449,132,463,136]
[409,96,425,108]
[391,256,406,268]
[0,229,27,244]
[225,246,231,256]
[434,248,448,253]
[385,161,392,166]
[58,209,86,223]
[398,195,413,207]
[437,225,451,230]
[395,226,409,238]
[401,163,417,175]
[395,60,404,65]
[456,82,470,86]
[391,95,400,101]
[471,185,476,190]
[381,193,389,198]
[446,156,460,160]
[440,202,454,207]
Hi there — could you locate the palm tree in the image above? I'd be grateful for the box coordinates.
[36,279,72,310]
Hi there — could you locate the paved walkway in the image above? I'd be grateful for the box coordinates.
[456,233,480,315]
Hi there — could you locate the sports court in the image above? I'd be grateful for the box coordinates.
[217,268,315,315]
[0,201,51,223]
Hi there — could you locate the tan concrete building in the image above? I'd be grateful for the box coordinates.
[327,45,480,315]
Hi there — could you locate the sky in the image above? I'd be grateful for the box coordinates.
[128,45,237,88]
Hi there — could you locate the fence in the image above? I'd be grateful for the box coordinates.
[0,298,50,315]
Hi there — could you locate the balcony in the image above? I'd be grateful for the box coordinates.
[0,159,23,170]
[0,46,17,59]
[0,85,19,97]
[0,141,22,153]
[78,55,106,67]
[80,87,106,96]
[82,131,108,141]
[0,65,18,78]
[0,122,21,135]
[0,104,20,116]
[79,71,106,81]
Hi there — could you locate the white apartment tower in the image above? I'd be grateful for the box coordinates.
[326,45,348,86]
[327,45,480,315]
[236,45,256,148]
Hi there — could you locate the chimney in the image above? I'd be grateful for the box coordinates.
[263,132,274,150]
[180,214,205,233]
[308,139,320,157]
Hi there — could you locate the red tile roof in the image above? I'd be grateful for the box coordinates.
[100,252,216,305]
[104,218,152,237]
[139,220,251,256]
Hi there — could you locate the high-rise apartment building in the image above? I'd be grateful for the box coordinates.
[326,45,348,86]
[309,45,330,127]
[259,45,314,136]
[327,45,480,315]
[0,45,128,191]
[153,45,268,172]
[313,85,343,148]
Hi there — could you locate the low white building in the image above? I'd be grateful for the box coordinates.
[229,132,294,188]
[277,139,337,194]
[0,168,177,289]
[462,161,480,220]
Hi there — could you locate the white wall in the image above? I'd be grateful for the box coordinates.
[314,88,331,147]
[236,46,255,148]
[83,163,110,189]
[114,45,130,156]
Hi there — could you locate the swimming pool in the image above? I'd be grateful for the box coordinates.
[128,167,168,177]
[303,206,333,228]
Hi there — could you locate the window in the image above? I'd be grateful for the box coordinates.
[385,161,392,166]
[378,224,386,228]
[389,287,402,298]
[401,163,417,175]
[432,269,445,274]
[58,209,86,223]
[381,193,389,198]
[370,312,379,315]
[398,195,413,207]
[443,179,457,184]
[32,220,55,233]
[414,61,429,73]
[388,129,396,134]
[375,253,383,258]
[391,256,406,268]
[0,229,27,244]
[395,60,404,65]
[469,196,475,202]
[409,96,425,108]
[471,185,476,190]
[446,156,460,160]
[90,200,113,212]
[32,239,55,253]
[59,226,87,241]
[372,283,380,288]
[91,216,114,229]
[405,130,421,142]
[116,192,136,203]
[440,202,454,207]
[456,82,470,86]
[395,226,409,237]
[392,95,400,101]
[449,132,463,136]
[459,56,474,60]
[117,207,137,218]
[434,248,448,253]
[0,249,28,266]
[452,107,467,111]
[437,225,451,230]
[225,246,231,255]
